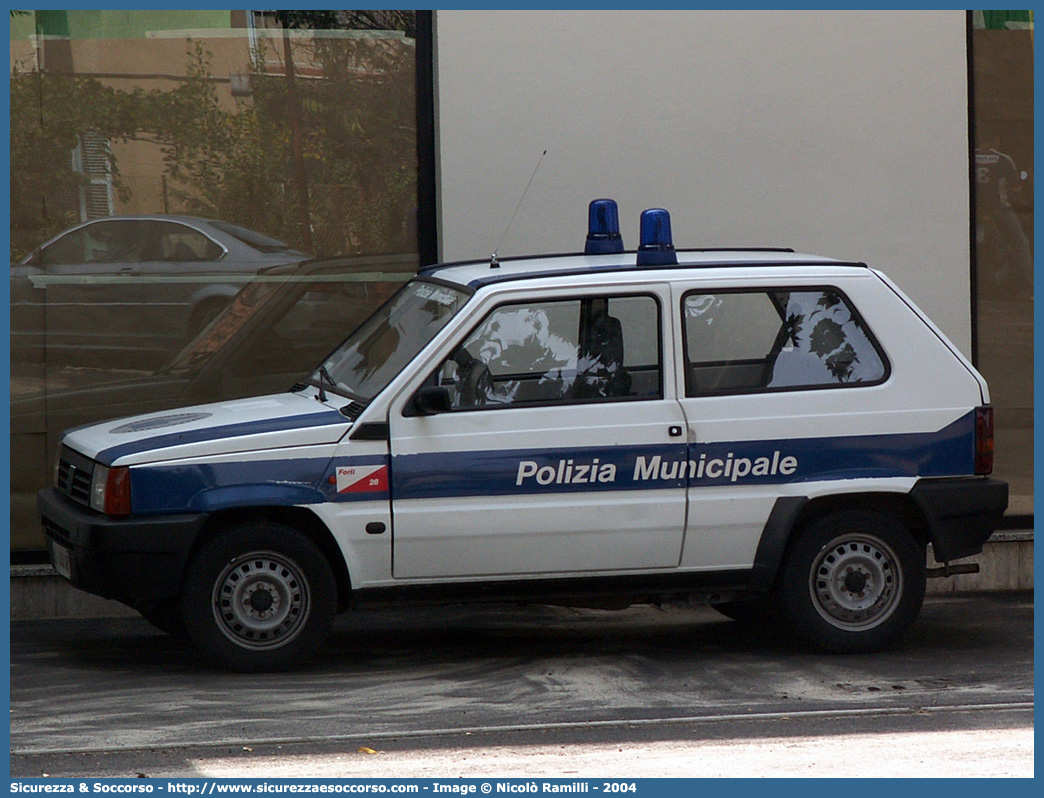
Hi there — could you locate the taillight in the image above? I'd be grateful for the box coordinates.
[975,406,994,475]
[89,465,132,515]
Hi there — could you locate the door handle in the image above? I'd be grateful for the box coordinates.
[668,425,683,438]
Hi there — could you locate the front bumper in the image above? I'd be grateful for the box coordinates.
[38,488,208,608]
[910,477,1009,562]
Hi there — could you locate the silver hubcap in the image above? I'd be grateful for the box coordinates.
[212,551,310,650]
[809,534,903,631]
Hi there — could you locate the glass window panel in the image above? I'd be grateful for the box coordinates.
[685,292,781,364]
[971,12,1034,517]
[683,289,885,395]
[434,295,661,410]
[10,10,425,551]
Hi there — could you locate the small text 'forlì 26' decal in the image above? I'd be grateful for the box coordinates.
[336,463,389,494]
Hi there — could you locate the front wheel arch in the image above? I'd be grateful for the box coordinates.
[189,507,353,612]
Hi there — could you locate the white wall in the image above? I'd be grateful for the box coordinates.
[434,10,973,353]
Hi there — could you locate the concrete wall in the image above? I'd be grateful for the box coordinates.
[434,10,973,354]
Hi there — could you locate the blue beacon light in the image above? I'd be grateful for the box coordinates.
[584,199,625,255]
[636,208,678,267]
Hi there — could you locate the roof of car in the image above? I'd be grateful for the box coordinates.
[420,249,866,290]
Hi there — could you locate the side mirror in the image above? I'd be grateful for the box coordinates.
[412,385,452,416]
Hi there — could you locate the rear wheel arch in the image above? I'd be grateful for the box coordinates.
[754,491,931,592]
[791,493,931,549]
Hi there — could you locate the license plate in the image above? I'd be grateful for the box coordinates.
[51,542,72,580]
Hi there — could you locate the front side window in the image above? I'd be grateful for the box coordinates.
[429,294,662,410]
[683,288,887,396]
[317,280,470,402]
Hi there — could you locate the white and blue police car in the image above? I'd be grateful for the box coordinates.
[39,201,1009,671]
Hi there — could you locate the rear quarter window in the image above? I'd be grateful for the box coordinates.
[682,287,888,396]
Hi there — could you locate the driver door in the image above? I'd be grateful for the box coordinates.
[388,286,689,580]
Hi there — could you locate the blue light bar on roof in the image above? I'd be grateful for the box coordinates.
[584,198,624,255]
[637,208,678,267]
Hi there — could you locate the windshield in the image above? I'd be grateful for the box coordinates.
[315,280,470,402]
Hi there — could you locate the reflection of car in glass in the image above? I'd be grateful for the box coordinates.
[37,202,1008,673]
[11,254,415,552]
[11,215,309,367]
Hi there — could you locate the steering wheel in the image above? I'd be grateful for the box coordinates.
[459,359,493,407]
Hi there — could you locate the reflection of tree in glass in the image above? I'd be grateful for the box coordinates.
[817,293,841,311]
[783,312,804,346]
[784,292,875,384]
[470,308,575,372]
[354,322,401,382]
[824,343,858,381]
[9,68,138,260]
[10,11,419,261]
[160,26,417,257]
[808,317,845,357]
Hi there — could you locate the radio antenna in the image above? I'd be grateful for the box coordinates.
[491,149,547,267]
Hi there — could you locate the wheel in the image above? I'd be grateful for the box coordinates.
[181,522,338,672]
[137,599,187,637]
[779,510,925,654]
[712,592,782,624]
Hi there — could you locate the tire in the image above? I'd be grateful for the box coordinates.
[181,522,337,672]
[779,510,925,654]
[138,600,187,637]
[712,592,782,624]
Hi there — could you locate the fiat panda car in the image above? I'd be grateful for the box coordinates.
[38,201,1008,671]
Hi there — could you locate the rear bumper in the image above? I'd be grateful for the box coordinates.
[38,488,207,608]
[911,477,1009,562]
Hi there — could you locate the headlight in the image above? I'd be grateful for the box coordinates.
[89,465,110,512]
[89,465,132,515]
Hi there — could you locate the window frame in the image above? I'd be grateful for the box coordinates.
[421,289,666,414]
[680,284,891,398]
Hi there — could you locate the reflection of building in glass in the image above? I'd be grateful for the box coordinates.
[975,146,1032,295]
[9,10,424,553]
[10,10,419,261]
[971,11,1034,517]
[7,10,1034,556]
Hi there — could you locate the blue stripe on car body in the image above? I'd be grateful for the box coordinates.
[125,414,973,515]
[130,454,389,515]
[98,410,348,466]
[390,412,974,500]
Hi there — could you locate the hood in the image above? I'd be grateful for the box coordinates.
[64,391,351,467]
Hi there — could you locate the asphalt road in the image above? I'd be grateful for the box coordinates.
[10,592,1034,778]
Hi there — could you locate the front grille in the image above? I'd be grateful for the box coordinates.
[56,446,95,507]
